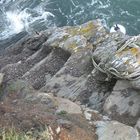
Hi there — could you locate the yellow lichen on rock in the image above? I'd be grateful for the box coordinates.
[67,20,105,39]
[46,20,106,54]
[59,35,87,53]
[114,37,140,75]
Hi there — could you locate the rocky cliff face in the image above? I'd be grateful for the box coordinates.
[0,20,139,140]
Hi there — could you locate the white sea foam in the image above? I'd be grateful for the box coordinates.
[6,10,30,33]
[0,5,55,40]
[0,0,139,40]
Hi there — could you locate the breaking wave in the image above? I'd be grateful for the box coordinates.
[0,0,140,40]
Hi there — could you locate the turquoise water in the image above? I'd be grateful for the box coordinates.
[0,0,140,40]
[45,0,140,35]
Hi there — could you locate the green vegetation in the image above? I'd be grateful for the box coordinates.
[57,110,67,116]
[0,128,52,140]
[0,129,30,140]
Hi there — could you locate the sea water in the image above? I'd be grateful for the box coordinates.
[0,0,140,40]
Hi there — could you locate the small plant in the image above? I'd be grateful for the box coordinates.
[0,129,31,140]
[57,110,67,116]
[0,127,52,140]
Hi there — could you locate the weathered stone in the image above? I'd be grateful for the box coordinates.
[113,80,132,91]
[47,20,106,54]
[67,20,106,40]
[0,19,140,140]
[131,79,140,90]
[0,73,4,86]
[95,121,139,140]
[89,91,110,111]
[41,49,93,101]
[84,108,103,121]
[92,33,127,63]
[104,86,140,126]
[1,45,52,84]
[59,35,89,53]
[135,118,140,133]
[93,35,140,90]
[22,48,70,89]
[0,33,47,70]
[56,97,82,114]
[0,79,34,100]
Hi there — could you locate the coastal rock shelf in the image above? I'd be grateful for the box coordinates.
[0,20,139,140]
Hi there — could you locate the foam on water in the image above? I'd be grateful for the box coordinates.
[6,10,30,33]
[0,5,55,40]
[0,0,140,41]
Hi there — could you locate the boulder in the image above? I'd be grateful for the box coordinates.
[135,118,140,133]
[104,80,140,126]
[95,121,139,140]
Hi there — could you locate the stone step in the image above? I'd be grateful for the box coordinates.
[0,33,47,70]
[22,48,70,89]
[1,44,52,84]
[41,49,93,101]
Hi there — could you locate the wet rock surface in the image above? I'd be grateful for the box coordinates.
[0,20,139,139]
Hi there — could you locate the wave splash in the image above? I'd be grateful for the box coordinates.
[0,0,140,40]
[0,0,55,40]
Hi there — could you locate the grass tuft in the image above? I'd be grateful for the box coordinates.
[0,127,52,140]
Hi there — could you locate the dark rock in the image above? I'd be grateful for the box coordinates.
[104,80,140,126]
[0,31,28,50]
[22,48,70,89]
[0,33,47,70]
